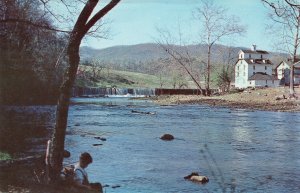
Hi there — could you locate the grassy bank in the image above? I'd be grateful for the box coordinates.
[0,152,11,161]
[76,67,175,88]
[151,87,300,112]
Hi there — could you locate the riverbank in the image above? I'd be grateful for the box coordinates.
[0,106,55,192]
[151,87,300,112]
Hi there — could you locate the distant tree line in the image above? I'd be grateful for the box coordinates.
[0,0,67,104]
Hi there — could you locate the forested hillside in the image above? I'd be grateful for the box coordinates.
[80,43,287,74]
[78,44,287,90]
[0,0,67,104]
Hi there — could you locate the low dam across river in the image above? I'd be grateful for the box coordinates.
[72,87,208,97]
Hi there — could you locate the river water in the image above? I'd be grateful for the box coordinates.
[64,97,300,193]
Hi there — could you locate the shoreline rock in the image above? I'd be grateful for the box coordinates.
[150,88,300,112]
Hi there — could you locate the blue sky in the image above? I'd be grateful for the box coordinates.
[81,0,273,51]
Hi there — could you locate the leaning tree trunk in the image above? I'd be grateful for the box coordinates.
[49,38,82,181]
[47,0,121,183]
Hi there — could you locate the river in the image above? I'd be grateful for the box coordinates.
[63,97,300,193]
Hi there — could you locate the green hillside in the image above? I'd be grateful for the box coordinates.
[75,66,175,88]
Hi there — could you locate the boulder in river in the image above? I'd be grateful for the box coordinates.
[184,172,209,184]
[94,136,107,141]
[160,134,174,141]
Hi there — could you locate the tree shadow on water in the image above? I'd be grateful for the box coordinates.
[0,108,53,156]
[200,144,272,193]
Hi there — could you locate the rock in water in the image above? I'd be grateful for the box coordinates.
[160,134,174,141]
[95,136,107,141]
[184,172,209,184]
[93,144,103,146]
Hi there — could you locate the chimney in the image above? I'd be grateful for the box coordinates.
[252,44,257,51]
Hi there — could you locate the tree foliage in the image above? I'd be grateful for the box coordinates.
[0,0,67,104]
[214,65,233,93]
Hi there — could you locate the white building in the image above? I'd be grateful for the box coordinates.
[275,61,300,85]
[235,45,279,88]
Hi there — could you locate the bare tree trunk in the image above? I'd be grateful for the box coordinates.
[48,0,121,182]
[290,9,300,97]
[262,1,299,97]
[159,44,203,95]
[49,36,82,181]
[206,45,211,95]
[289,64,294,96]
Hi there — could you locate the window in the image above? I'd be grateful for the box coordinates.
[253,65,255,70]
[261,55,263,59]
[265,66,267,70]
[253,72,255,75]
[237,72,239,76]
[266,80,268,84]
[249,54,251,58]
[272,80,274,84]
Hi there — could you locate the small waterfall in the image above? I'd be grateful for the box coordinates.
[73,87,155,97]
[111,88,155,97]
[72,87,107,97]
[115,88,128,95]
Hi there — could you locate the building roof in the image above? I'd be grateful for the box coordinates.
[244,58,273,65]
[241,49,269,54]
[294,61,300,68]
[275,61,291,69]
[249,72,278,80]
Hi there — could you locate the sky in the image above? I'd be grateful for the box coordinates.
[78,0,273,51]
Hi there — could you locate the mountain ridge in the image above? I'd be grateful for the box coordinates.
[79,43,287,73]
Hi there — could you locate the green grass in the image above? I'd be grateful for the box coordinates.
[76,66,174,88]
[0,152,12,160]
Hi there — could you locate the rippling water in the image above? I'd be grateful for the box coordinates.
[64,98,300,193]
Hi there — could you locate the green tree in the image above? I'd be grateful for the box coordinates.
[215,65,232,93]
[0,0,67,104]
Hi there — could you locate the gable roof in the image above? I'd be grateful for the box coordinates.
[275,61,292,69]
[241,49,269,54]
[249,72,278,80]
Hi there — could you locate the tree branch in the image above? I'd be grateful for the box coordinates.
[284,0,300,8]
[0,18,70,33]
[84,0,121,34]
[73,0,99,33]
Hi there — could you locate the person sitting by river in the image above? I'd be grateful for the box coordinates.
[73,152,103,193]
